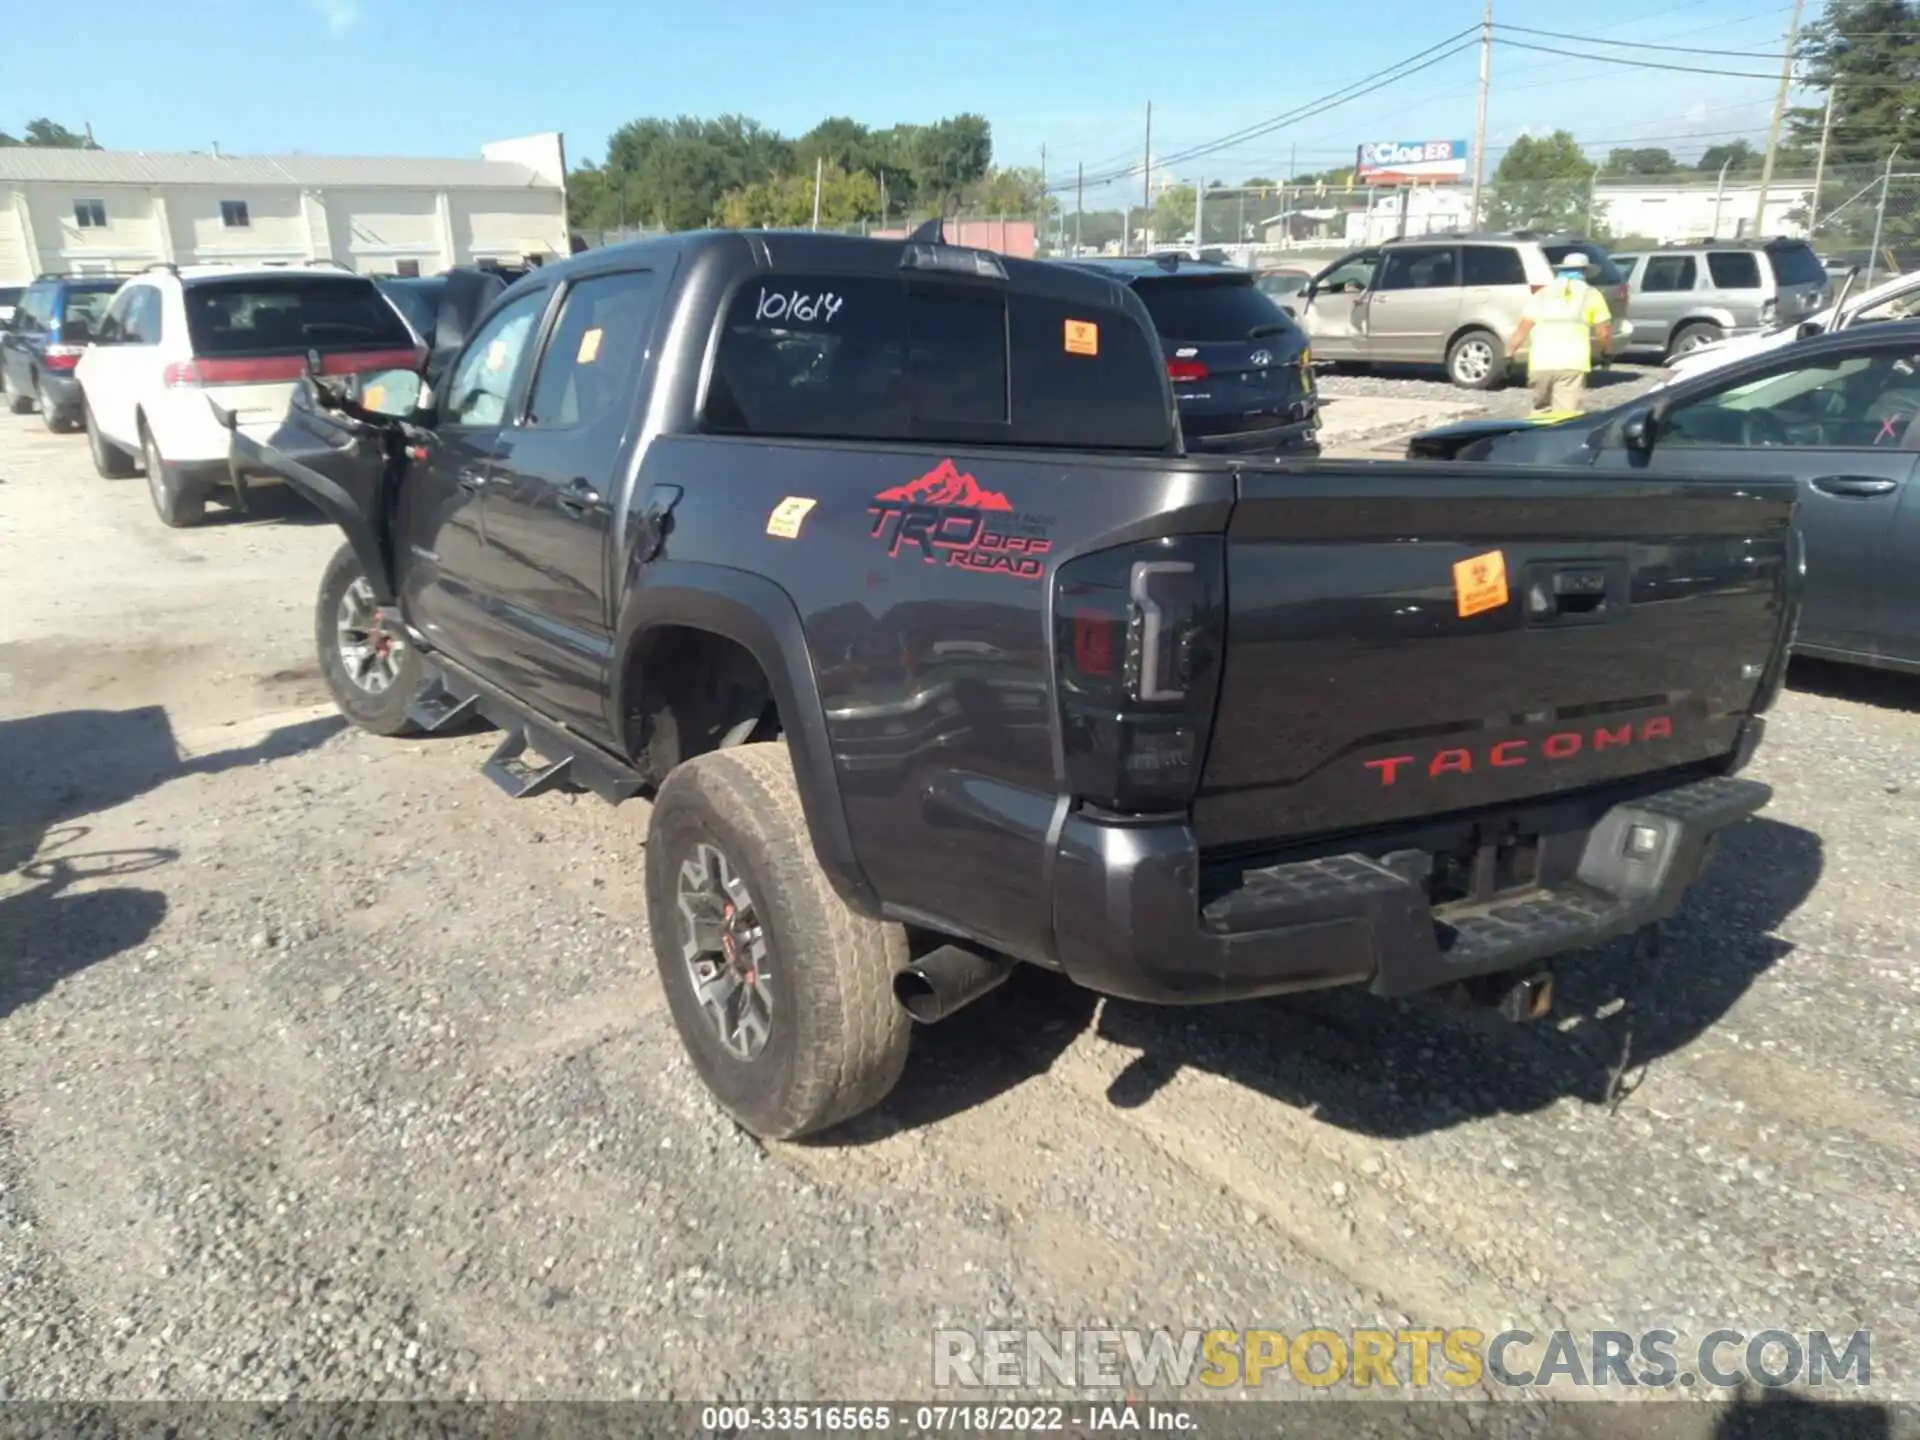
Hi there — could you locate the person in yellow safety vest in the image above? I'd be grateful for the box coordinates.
[1506,253,1614,420]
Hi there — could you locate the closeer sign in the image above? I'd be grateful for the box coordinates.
[1355,140,1469,183]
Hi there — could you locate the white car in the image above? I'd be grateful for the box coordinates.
[74,263,424,527]
[1652,267,1919,392]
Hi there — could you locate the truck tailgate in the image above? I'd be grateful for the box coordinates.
[1195,466,1797,850]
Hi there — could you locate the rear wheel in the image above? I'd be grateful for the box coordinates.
[1446,329,1506,390]
[646,743,911,1139]
[1668,321,1723,359]
[5,373,31,415]
[85,399,137,477]
[314,541,425,736]
[38,377,68,433]
[141,422,207,528]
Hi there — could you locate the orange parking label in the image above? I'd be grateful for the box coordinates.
[1453,550,1509,617]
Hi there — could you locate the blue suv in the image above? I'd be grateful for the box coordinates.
[1,274,123,431]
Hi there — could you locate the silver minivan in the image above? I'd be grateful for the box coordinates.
[1610,238,1831,359]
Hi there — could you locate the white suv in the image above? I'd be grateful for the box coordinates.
[75,263,422,527]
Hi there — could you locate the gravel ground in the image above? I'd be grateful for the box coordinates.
[2,407,1917,1425]
[1315,361,1668,454]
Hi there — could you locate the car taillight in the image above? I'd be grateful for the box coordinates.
[1166,359,1210,383]
[1760,299,1777,324]
[42,344,85,371]
[164,346,428,388]
[1053,536,1225,815]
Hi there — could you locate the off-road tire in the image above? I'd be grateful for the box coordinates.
[1447,328,1507,390]
[314,541,426,736]
[646,743,911,1139]
[141,422,207,528]
[1667,321,1723,360]
[86,399,137,477]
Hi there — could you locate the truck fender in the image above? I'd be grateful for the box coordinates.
[612,560,879,918]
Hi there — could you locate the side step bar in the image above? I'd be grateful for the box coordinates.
[405,683,481,735]
[483,729,573,800]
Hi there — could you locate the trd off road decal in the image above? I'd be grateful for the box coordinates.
[867,460,1054,581]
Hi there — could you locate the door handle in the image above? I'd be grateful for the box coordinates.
[557,477,602,515]
[456,468,488,494]
[1811,474,1898,498]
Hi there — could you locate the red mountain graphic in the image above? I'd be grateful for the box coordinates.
[875,459,1012,511]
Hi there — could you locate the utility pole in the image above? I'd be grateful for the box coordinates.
[1040,143,1048,252]
[1469,0,1493,230]
[879,171,888,227]
[1712,157,1733,236]
[1141,101,1153,254]
[809,155,824,231]
[1194,177,1205,255]
[1867,147,1898,288]
[1753,0,1805,233]
[1076,162,1084,254]
[1288,143,1296,181]
[1808,88,1836,235]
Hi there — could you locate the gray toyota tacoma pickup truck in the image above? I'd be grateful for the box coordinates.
[226,224,1800,1138]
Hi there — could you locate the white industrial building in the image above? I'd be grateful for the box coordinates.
[0,133,570,284]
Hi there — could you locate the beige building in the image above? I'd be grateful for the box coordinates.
[0,133,569,284]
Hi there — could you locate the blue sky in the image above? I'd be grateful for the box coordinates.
[12,0,1801,205]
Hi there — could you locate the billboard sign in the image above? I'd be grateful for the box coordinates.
[1355,139,1469,184]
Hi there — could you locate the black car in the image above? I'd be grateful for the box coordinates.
[375,275,446,344]
[0,274,123,431]
[1407,319,1920,674]
[1066,256,1319,454]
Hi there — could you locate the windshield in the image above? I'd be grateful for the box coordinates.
[1542,244,1626,286]
[1132,277,1295,342]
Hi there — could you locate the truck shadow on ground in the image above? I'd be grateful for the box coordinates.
[859,815,1820,1142]
[1787,656,1920,714]
[0,704,345,1020]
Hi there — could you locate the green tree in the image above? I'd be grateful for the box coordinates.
[1241,175,1278,189]
[1604,146,1679,176]
[792,117,877,177]
[0,118,98,149]
[1483,131,1601,235]
[1149,183,1197,246]
[1786,0,1919,247]
[1696,139,1762,175]
[714,163,880,229]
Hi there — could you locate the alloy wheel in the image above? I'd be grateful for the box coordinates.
[676,841,774,1060]
[1453,338,1495,385]
[334,576,406,694]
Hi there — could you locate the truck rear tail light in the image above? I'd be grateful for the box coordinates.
[1166,359,1210,382]
[1053,536,1225,815]
[1760,299,1778,324]
[164,347,428,388]
[41,344,85,371]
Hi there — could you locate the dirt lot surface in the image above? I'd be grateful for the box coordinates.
[2,407,1917,1427]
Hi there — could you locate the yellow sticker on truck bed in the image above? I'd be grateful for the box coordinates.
[1453,550,1509,618]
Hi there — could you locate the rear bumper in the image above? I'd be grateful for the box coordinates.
[1187,415,1321,455]
[38,371,83,420]
[1049,769,1769,1005]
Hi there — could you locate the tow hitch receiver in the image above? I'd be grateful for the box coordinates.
[1451,968,1556,1022]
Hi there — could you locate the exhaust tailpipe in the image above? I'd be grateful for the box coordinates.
[893,944,1014,1025]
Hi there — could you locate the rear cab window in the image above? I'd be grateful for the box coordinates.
[702,270,1173,451]
[57,285,119,334]
[184,275,416,357]
[1129,276,1296,342]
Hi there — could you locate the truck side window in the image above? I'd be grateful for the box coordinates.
[1642,256,1697,293]
[525,270,662,429]
[442,290,547,428]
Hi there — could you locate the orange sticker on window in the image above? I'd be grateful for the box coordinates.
[1064,319,1099,356]
[1453,550,1509,618]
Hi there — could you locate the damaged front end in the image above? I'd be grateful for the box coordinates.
[210,368,425,606]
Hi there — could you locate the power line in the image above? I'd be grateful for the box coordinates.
[1054,28,1477,192]
[1492,37,1783,78]
[1493,22,1782,58]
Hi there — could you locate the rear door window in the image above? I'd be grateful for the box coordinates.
[1463,245,1527,287]
[525,270,663,429]
[1542,245,1626,286]
[703,271,1171,451]
[184,276,416,356]
[123,286,164,345]
[59,287,118,333]
[1707,252,1763,289]
[1642,256,1698,293]
[1378,246,1459,291]
[1130,277,1292,341]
